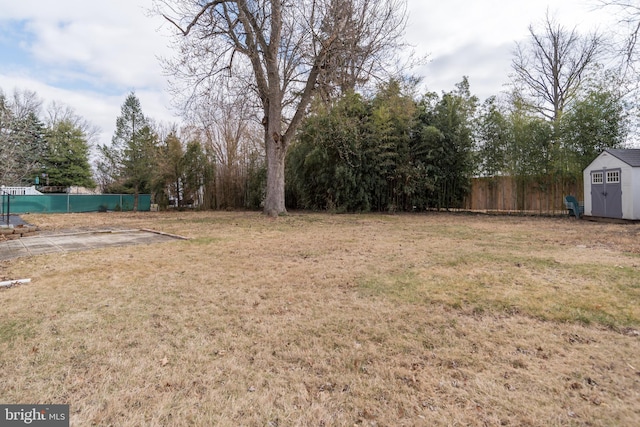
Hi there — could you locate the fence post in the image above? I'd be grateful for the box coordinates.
[0,187,9,226]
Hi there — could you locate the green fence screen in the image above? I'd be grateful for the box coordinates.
[1,194,151,214]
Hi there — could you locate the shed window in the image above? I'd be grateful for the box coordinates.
[606,171,620,183]
[592,172,603,184]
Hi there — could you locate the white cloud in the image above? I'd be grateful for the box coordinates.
[5,0,171,90]
[418,42,514,100]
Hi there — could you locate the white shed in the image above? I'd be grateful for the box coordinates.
[583,149,640,220]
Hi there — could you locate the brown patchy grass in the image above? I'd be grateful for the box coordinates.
[1,211,639,426]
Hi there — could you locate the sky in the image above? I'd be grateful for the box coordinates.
[0,0,618,149]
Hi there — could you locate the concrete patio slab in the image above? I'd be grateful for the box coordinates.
[0,229,187,261]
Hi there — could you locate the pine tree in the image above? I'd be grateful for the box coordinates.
[43,119,95,188]
[96,92,158,211]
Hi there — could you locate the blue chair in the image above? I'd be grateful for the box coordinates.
[564,195,584,219]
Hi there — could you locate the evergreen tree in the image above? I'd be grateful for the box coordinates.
[96,92,158,211]
[559,89,627,176]
[286,91,370,212]
[367,79,416,211]
[288,78,478,212]
[153,130,216,210]
[182,140,212,208]
[476,96,511,177]
[43,119,95,188]
[156,131,185,207]
[407,121,443,210]
[414,78,478,209]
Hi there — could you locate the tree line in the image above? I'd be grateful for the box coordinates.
[286,75,626,212]
[0,89,266,211]
[95,92,266,211]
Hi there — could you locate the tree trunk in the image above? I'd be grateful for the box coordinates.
[134,184,139,212]
[175,178,181,207]
[262,69,287,216]
[263,130,287,217]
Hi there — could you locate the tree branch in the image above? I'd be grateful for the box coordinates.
[163,0,229,36]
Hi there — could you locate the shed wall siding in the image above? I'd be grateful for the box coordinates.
[583,168,591,216]
[632,168,640,219]
[621,166,633,219]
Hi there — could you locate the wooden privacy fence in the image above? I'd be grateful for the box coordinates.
[464,176,583,215]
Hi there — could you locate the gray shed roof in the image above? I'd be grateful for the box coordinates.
[604,149,640,167]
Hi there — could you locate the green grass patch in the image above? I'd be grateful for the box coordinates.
[359,270,424,303]
[358,257,640,328]
[0,318,37,345]
[188,237,225,245]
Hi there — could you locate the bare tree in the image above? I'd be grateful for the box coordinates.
[7,89,42,121]
[45,101,101,146]
[511,12,604,124]
[193,86,263,208]
[596,1,640,65]
[0,91,17,185]
[155,0,408,215]
[0,89,45,186]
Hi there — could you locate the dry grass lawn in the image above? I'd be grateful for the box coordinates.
[1,211,639,426]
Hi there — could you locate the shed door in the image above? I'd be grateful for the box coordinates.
[591,169,623,218]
